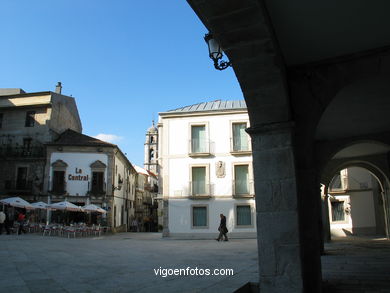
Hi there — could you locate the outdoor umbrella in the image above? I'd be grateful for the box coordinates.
[31,202,51,209]
[0,197,35,209]
[82,204,107,214]
[49,201,84,212]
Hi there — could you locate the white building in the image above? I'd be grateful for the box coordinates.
[44,129,137,230]
[327,167,386,237]
[158,100,256,238]
[133,165,158,231]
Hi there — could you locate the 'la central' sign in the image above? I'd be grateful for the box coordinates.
[68,168,89,181]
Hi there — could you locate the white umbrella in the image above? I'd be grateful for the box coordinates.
[31,201,50,209]
[49,201,84,212]
[0,196,35,209]
[83,204,107,214]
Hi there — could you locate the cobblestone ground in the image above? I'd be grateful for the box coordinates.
[1,233,389,292]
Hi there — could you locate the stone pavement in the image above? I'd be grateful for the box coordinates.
[1,233,390,293]
[0,233,258,293]
[322,237,390,293]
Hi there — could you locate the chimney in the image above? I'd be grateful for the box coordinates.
[55,82,62,94]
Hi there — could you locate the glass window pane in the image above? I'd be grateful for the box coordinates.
[192,167,206,195]
[192,125,206,153]
[235,165,249,194]
[331,201,345,221]
[233,123,248,151]
[193,207,207,227]
[237,205,251,226]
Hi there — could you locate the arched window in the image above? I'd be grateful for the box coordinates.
[150,149,154,160]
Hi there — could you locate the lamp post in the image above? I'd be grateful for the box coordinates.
[204,33,231,70]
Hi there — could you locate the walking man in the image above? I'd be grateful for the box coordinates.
[216,213,228,241]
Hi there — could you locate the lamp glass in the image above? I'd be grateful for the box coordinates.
[207,37,223,60]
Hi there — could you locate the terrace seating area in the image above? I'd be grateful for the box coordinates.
[8,222,109,238]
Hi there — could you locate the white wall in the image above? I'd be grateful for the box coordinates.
[161,111,256,237]
[169,198,256,235]
[50,152,108,196]
[329,167,379,237]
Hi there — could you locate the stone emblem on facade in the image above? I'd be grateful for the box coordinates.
[216,161,225,178]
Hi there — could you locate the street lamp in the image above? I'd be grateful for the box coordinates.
[204,33,231,70]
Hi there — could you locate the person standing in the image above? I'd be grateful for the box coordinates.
[0,210,6,235]
[17,210,27,235]
[216,213,228,241]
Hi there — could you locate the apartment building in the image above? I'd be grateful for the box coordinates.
[158,100,256,238]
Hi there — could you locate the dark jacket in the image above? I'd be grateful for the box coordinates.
[219,216,228,233]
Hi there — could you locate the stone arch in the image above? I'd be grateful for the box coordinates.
[321,160,390,239]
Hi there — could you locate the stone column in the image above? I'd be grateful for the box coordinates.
[247,122,303,292]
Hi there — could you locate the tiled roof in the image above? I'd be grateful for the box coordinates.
[47,129,116,147]
[162,100,247,114]
[134,165,149,175]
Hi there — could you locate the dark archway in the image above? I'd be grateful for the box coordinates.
[186,1,390,292]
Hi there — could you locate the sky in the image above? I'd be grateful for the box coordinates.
[0,0,244,166]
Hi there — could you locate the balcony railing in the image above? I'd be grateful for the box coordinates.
[50,181,67,195]
[230,138,251,154]
[89,182,106,196]
[5,180,33,194]
[0,146,45,158]
[189,181,211,198]
[232,180,254,198]
[188,139,211,156]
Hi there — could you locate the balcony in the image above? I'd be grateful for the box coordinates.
[232,180,255,198]
[5,180,33,195]
[189,181,212,199]
[188,139,211,157]
[230,138,251,155]
[89,182,106,196]
[49,182,67,195]
[0,146,45,159]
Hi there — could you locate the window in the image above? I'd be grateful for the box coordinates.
[22,138,32,156]
[25,111,35,127]
[191,166,206,195]
[51,160,68,194]
[52,171,65,194]
[232,122,249,152]
[92,171,105,194]
[190,125,207,154]
[16,167,28,189]
[0,113,3,128]
[331,201,345,222]
[234,165,249,195]
[150,148,154,160]
[236,205,252,226]
[192,206,207,228]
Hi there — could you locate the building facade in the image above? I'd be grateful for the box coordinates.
[158,100,256,238]
[134,165,158,231]
[327,167,386,237]
[44,129,137,230]
[0,85,82,202]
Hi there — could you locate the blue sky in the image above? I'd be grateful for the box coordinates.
[0,0,244,166]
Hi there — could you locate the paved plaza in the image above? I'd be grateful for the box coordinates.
[0,233,258,293]
[1,233,390,293]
